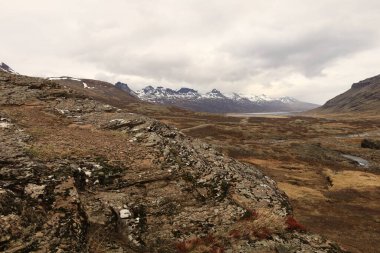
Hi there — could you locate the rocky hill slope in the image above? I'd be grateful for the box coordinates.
[47,76,140,107]
[0,71,345,252]
[115,83,319,114]
[311,74,380,115]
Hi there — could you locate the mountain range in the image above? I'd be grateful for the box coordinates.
[2,61,379,115]
[0,61,319,113]
[115,82,319,113]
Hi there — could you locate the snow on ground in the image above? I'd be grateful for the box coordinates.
[47,77,94,89]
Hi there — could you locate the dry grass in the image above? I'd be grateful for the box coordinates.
[324,169,380,191]
[277,182,326,201]
[4,106,136,165]
[86,225,113,253]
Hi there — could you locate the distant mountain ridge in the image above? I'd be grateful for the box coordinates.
[115,82,319,113]
[311,74,380,115]
[0,61,318,113]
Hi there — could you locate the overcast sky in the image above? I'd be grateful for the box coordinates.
[1,0,380,104]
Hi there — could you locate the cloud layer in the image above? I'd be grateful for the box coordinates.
[1,0,380,103]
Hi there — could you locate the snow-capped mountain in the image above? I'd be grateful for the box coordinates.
[0,62,18,74]
[203,89,227,99]
[115,84,319,113]
[134,85,201,102]
[279,96,298,104]
[227,93,279,104]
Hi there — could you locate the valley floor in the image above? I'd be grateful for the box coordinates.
[155,113,380,253]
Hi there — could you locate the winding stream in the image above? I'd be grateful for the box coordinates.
[342,154,370,168]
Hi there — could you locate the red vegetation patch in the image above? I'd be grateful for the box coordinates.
[176,241,188,253]
[228,229,241,239]
[285,216,306,232]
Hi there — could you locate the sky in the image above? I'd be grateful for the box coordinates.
[1,0,380,104]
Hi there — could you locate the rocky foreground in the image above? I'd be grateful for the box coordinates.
[0,72,346,252]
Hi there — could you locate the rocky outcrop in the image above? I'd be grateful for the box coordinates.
[361,139,380,150]
[0,71,346,252]
[0,115,88,252]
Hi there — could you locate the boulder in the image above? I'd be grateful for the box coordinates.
[361,139,380,150]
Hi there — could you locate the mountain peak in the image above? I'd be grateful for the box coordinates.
[210,88,222,94]
[0,62,17,74]
[115,82,137,96]
[279,96,298,104]
[142,86,155,94]
[115,81,131,90]
[204,89,226,99]
[178,87,198,94]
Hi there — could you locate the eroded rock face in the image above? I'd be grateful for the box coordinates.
[0,72,346,252]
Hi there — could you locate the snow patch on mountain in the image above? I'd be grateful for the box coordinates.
[47,76,94,89]
[203,89,226,99]
[279,96,297,104]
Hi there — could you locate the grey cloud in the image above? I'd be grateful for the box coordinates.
[1,0,380,103]
[224,26,376,77]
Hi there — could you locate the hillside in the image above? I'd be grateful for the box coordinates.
[0,71,345,252]
[47,77,140,107]
[312,74,380,115]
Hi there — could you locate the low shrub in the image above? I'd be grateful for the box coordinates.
[285,216,306,232]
